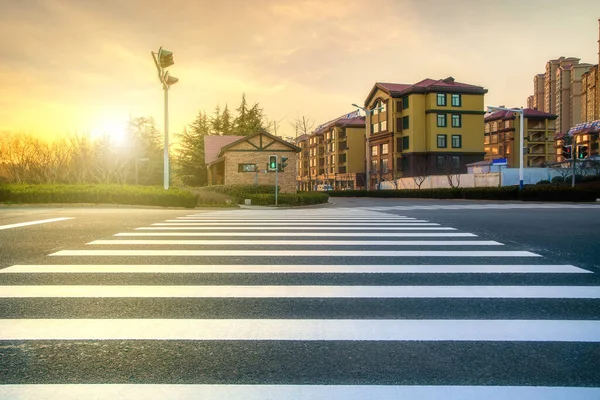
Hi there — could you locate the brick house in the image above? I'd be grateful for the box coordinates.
[205,130,300,193]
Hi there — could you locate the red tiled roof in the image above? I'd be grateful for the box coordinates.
[314,111,364,133]
[484,108,557,122]
[369,77,487,104]
[204,135,244,164]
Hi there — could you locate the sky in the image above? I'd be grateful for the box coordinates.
[1,0,599,142]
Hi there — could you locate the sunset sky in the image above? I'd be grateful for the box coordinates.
[1,0,599,142]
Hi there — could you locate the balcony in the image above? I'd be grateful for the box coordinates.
[338,143,349,151]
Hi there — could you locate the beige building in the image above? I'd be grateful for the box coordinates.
[532,74,545,111]
[556,62,594,133]
[205,130,300,193]
[544,57,581,116]
[484,108,557,168]
[298,111,366,191]
[582,65,599,122]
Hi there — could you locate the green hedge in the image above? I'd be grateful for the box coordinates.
[328,187,597,202]
[0,184,199,208]
[245,192,329,206]
[196,184,276,204]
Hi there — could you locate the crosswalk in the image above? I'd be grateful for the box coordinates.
[346,203,600,211]
[1,208,600,399]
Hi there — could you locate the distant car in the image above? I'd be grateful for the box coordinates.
[316,184,334,191]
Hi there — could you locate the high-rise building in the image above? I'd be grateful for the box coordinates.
[533,74,545,111]
[526,95,534,109]
[544,57,581,116]
[556,62,594,133]
[582,65,599,122]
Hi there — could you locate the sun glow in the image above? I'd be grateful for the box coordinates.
[89,118,129,147]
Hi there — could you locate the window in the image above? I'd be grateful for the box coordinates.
[451,94,461,107]
[238,163,257,173]
[396,137,402,151]
[381,159,389,173]
[451,114,461,128]
[402,116,409,130]
[339,154,347,163]
[402,96,409,109]
[492,147,499,155]
[396,117,402,132]
[402,136,409,151]
[381,120,387,131]
[381,102,386,113]
[451,156,460,169]
[437,134,447,148]
[451,134,462,148]
[396,157,402,172]
[437,156,445,169]
[396,101,402,112]
[402,157,409,171]
[437,114,447,127]
[372,123,379,134]
[437,93,447,106]
[371,146,378,156]
[381,143,389,155]
[370,160,378,172]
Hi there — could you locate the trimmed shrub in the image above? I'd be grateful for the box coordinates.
[329,186,597,202]
[582,175,600,183]
[245,192,329,206]
[196,184,277,204]
[0,184,199,208]
[551,176,566,184]
[536,180,551,185]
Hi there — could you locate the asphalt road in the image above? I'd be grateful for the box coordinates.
[1,201,600,398]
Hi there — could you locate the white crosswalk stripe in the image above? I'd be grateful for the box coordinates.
[1,207,599,397]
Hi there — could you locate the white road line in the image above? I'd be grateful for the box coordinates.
[115,232,477,238]
[154,222,433,226]
[140,226,444,230]
[1,385,598,400]
[2,285,599,298]
[0,217,73,231]
[175,219,418,222]
[88,239,502,246]
[1,264,588,274]
[49,249,540,257]
[1,319,599,341]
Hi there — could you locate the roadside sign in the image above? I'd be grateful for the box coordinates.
[492,158,508,166]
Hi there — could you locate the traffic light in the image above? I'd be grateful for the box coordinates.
[158,48,175,68]
[268,155,278,171]
[561,145,572,160]
[280,156,289,171]
[577,145,589,159]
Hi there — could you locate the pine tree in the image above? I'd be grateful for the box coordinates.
[234,93,249,135]
[174,111,210,186]
[211,105,223,135]
[221,104,233,136]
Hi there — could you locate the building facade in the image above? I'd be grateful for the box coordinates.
[298,111,366,191]
[205,130,300,193]
[484,109,557,168]
[582,65,599,123]
[532,74,545,111]
[544,57,581,116]
[362,77,487,188]
[556,62,594,134]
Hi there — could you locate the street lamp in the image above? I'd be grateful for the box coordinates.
[488,106,525,190]
[151,47,179,190]
[352,103,383,190]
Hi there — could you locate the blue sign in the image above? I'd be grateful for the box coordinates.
[492,158,508,166]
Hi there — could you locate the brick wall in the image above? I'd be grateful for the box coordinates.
[223,150,298,193]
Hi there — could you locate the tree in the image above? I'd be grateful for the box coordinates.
[127,116,163,185]
[174,111,210,186]
[289,116,314,138]
[444,160,461,188]
[412,158,429,189]
[221,104,233,136]
[211,105,223,135]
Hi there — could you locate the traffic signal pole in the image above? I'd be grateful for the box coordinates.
[275,165,278,206]
[572,156,576,188]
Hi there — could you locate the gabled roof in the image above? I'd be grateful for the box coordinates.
[484,108,557,122]
[365,77,487,105]
[204,135,244,164]
[216,129,300,158]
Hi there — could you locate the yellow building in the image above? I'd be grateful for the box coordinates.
[484,109,557,167]
[363,77,487,188]
[581,65,599,123]
[298,111,366,191]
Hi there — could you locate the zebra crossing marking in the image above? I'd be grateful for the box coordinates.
[88,239,503,246]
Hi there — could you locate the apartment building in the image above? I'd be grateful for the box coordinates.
[300,111,366,191]
[556,62,594,133]
[544,57,581,115]
[296,134,310,191]
[582,65,599,122]
[484,109,557,167]
[362,77,487,188]
[526,95,534,109]
[532,74,545,111]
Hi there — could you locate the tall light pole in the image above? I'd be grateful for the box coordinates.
[352,103,383,190]
[488,106,525,190]
[151,47,179,190]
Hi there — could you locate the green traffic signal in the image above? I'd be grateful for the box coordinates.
[577,145,588,159]
[268,155,278,171]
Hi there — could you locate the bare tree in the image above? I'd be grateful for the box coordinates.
[444,161,461,188]
[289,116,315,138]
[412,158,429,189]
